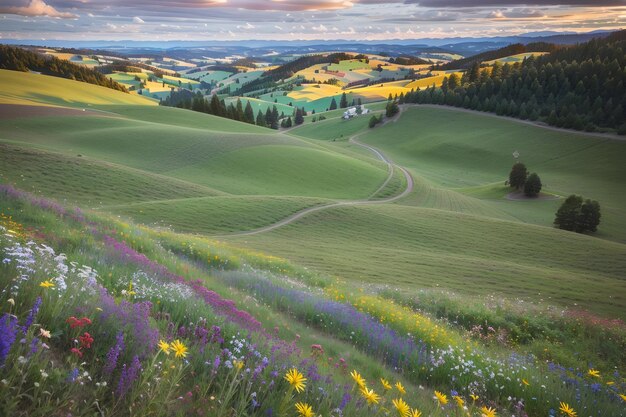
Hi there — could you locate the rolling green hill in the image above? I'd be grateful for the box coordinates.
[0,69,155,107]
[225,203,626,318]
[358,106,626,242]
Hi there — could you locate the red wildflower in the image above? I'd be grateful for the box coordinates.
[70,348,83,358]
[79,332,94,349]
[66,316,80,329]
[66,316,92,329]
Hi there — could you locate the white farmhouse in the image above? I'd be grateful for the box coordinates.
[342,105,369,119]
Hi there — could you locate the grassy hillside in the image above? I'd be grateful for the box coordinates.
[225,203,626,319]
[360,106,626,242]
[0,69,155,107]
[0,113,387,199]
[99,195,331,234]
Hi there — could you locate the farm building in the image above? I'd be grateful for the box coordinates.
[343,106,369,119]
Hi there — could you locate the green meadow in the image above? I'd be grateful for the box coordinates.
[2,72,625,320]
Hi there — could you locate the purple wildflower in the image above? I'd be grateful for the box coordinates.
[116,355,142,398]
[104,332,125,376]
[339,392,352,410]
[67,367,79,383]
[28,337,39,356]
[22,297,42,334]
[0,314,19,366]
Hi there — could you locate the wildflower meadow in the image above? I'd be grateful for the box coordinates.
[1,184,625,416]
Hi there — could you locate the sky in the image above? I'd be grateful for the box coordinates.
[0,0,624,42]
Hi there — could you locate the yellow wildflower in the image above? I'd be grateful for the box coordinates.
[233,360,244,370]
[470,393,479,402]
[39,280,55,288]
[170,339,188,358]
[522,379,529,386]
[295,402,314,417]
[587,369,600,378]
[39,328,51,339]
[158,340,170,355]
[350,370,366,388]
[453,395,464,408]
[395,381,406,395]
[619,393,626,402]
[559,402,577,417]
[392,398,410,417]
[360,387,380,405]
[380,378,392,390]
[410,409,422,417]
[481,406,497,417]
[284,368,307,393]
[434,390,448,406]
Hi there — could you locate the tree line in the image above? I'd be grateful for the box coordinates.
[162,90,293,129]
[0,45,127,93]
[401,30,626,134]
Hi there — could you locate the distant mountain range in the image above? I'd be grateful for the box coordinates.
[2,30,618,58]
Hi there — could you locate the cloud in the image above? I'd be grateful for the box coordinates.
[132,16,145,23]
[0,0,77,18]
[236,22,255,29]
[488,10,505,18]
[408,0,625,6]
[487,8,548,18]
[312,23,328,31]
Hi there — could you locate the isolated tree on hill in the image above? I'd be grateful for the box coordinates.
[294,108,304,125]
[554,195,601,233]
[340,92,348,108]
[368,115,380,128]
[508,162,528,190]
[524,173,542,197]
[329,98,338,110]
[577,199,601,233]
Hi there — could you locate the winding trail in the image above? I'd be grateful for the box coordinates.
[212,110,413,237]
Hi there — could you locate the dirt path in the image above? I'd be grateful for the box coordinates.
[212,116,414,237]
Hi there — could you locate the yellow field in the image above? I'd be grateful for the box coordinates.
[288,84,343,101]
[0,70,157,107]
[44,52,75,60]
[142,80,173,93]
[126,72,150,81]
[350,84,411,100]
[484,52,549,65]
[405,72,464,89]
[295,64,345,84]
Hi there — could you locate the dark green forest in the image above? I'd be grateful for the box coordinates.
[403,30,626,134]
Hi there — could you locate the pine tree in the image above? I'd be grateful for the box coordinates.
[294,108,304,125]
[340,93,348,108]
[256,110,266,127]
[329,98,338,110]
[243,101,255,124]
